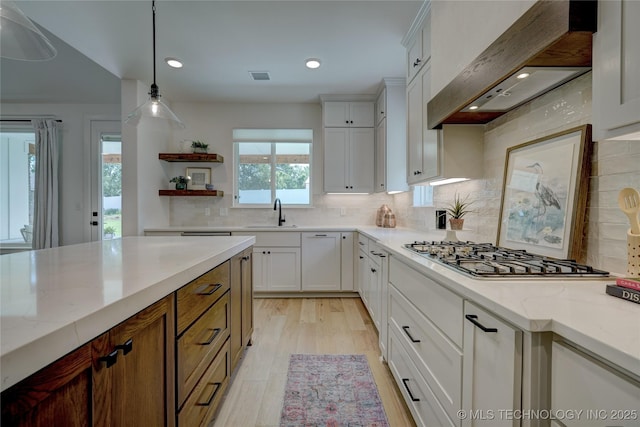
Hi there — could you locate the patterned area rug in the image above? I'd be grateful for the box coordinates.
[280,354,389,427]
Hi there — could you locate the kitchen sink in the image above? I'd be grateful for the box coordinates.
[244,225,298,228]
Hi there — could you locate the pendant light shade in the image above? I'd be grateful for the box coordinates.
[0,1,57,61]
[125,1,185,129]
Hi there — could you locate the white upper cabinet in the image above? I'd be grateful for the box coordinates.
[405,8,431,84]
[323,102,375,128]
[376,89,386,125]
[324,128,375,193]
[593,0,640,141]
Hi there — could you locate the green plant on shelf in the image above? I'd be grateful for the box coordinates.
[191,140,209,153]
[170,175,190,190]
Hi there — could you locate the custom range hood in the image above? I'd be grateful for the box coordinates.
[427,0,597,129]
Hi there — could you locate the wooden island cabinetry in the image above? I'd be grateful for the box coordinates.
[2,251,253,427]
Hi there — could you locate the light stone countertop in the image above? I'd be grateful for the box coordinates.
[0,236,254,392]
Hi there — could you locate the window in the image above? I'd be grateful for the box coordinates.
[413,184,434,207]
[0,125,36,245]
[233,129,312,206]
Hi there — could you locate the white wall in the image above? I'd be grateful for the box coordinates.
[0,103,120,246]
[430,0,535,97]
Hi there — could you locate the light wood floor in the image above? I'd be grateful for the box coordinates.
[213,297,416,427]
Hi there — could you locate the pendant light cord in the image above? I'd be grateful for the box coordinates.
[152,0,157,86]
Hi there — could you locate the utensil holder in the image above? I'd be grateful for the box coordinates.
[628,229,640,276]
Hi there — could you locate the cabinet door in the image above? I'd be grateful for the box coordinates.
[421,65,440,179]
[462,301,522,427]
[1,343,94,427]
[301,232,342,290]
[376,89,386,125]
[240,249,253,348]
[252,249,268,292]
[407,74,424,184]
[349,102,375,127]
[375,119,387,193]
[102,295,175,427]
[348,128,375,193]
[340,232,354,291]
[358,248,368,300]
[323,128,349,192]
[323,102,350,127]
[269,248,301,291]
[377,251,389,360]
[407,30,423,83]
[593,0,640,140]
[367,256,381,329]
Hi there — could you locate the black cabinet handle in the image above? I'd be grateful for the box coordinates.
[115,339,133,355]
[359,256,364,259]
[402,326,421,343]
[342,235,346,239]
[196,283,222,295]
[199,328,221,345]
[402,378,420,401]
[99,350,118,368]
[241,256,250,261]
[465,314,498,333]
[370,268,377,273]
[196,382,222,406]
[314,234,328,237]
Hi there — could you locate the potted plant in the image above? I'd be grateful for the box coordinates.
[191,140,209,154]
[103,225,116,240]
[445,193,474,230]
[170,175,190,190]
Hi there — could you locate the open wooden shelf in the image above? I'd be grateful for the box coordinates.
[158,153,224,163]
[159,190,224,197]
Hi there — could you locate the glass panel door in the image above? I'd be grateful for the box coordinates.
[90,121,121,241]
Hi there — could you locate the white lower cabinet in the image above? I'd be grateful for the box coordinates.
[301,232,341,291]
[551,339,640,427]
[462,301,522,427]
[340,232,354,291]
[252,247,301,291]
[388,326,456,427]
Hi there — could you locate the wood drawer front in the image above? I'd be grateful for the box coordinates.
[177,261,230,334]
[389,285,462,422]
[551,341,640,427]
[178,339,230,427]
[233,232,300,247]
[177,292,230,406]
[388,327,456,427]
[389,257,463,347]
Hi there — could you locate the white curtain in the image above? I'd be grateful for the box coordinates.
[32,119,60,249]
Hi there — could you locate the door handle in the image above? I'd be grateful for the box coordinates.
[90,221,99,226]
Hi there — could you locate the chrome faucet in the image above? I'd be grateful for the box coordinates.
[273,198,286,226]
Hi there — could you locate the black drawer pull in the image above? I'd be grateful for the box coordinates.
[465,314,498,333]
[370,268,377,273]
[402,378,420,402]
[314,234,328,237]
[99,350,118,368]
[115,339,133,355]
[200,328,222,345]
[402,326,421,343]
[196,382,222,406]
[241,256,250,261]
[196,283,222,295]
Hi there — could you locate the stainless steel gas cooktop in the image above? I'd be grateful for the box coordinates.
[404,241,610,279]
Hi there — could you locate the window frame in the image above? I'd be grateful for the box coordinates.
[232,130,313,208]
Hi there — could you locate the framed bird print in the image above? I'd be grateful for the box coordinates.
[497,125,592,261]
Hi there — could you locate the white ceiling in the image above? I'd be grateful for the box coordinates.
[2,1,423,105]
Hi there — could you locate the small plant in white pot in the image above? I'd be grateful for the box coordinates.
[191,140,209,153]
[445,193,474,230]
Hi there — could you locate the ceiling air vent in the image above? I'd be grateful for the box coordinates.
[249,71,271,81]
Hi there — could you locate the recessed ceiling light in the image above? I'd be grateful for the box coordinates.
[305,58,321,69]
[516,72,530,79]
[165,57,183,68]
[468,105,479,110]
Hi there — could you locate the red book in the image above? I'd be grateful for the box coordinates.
[615,277,640,291]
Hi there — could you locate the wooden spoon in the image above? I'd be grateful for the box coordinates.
[618,187,640,235]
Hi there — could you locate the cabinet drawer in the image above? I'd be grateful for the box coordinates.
[389,257,463,347]
[389,285,462,422]
[177,292,230,406]
[357,234,369,252]
[551,340,640,427]
[233,232,300,247]
[388,327,456,427]
[178,339,230,427]
[177,261,230,334]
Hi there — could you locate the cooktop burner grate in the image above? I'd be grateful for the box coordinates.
[404,241,609,279]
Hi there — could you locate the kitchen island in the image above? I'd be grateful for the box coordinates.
[0,235,254,393]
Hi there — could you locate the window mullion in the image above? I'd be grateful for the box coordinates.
[271,142,277,202]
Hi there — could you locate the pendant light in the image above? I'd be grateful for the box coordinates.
[0,1,57,61]
[125,1,185,129]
